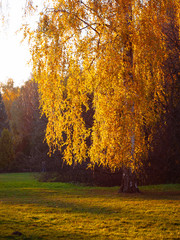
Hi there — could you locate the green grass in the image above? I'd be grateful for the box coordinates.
[0,173,179,239]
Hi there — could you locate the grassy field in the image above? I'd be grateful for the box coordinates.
[0,173,179,239]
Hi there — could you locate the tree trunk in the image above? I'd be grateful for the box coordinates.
[118,2,140,194]
[119,167,140,193]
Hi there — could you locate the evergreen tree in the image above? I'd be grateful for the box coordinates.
[0,92,9,136]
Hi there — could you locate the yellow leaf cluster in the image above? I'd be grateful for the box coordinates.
[26,0,179,171]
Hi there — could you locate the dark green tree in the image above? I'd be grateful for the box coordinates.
[0,92,9,136]
[0,128,14,172]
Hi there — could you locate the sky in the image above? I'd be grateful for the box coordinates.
[0,0,43,87]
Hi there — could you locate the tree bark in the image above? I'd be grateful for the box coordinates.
[118,2,139,194]
[119,167,140,193]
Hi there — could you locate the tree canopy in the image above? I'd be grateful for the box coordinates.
[25,0,179,174]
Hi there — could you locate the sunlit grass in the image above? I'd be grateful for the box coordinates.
[0,173,179,239]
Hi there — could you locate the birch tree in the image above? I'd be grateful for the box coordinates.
[25,0,179,192]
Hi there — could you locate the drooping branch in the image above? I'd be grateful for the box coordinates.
[45,7,100,35]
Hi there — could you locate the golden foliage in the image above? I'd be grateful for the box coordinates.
[25,0,179,171]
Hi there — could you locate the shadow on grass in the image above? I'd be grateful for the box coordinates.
[0,184,180,202]
[0,186,179,215]
[140,190,180,199]
[2,229,95,240]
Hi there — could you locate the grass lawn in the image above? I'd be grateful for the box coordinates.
[0,173,179,239]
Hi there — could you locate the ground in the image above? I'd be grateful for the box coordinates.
[0,173,179,239]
